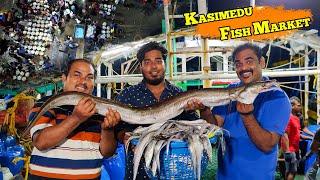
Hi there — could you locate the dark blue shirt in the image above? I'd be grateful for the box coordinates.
[115,80,199,132]
[212,77,291,180]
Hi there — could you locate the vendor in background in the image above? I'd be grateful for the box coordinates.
[114,41,214,179]
[212,43,291,179]
[289,96,314,140]
[280,96,305,180]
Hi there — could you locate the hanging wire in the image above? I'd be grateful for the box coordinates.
[279,84,316,94]
[112,68,119,75]
[278,81,308,85]
[266,49,315,70]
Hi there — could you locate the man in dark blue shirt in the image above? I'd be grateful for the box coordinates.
[212,43,290,179]
[114,41,214,179]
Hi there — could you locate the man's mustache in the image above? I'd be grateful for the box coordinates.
[239,69,253,76]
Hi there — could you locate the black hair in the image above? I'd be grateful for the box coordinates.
[290,96,301,104]
[64,58,96,77]
[137,41,167,63]
[232,43,263,61]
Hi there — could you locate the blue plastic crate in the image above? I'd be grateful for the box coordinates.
[132,137,217,180]
[102,143,125,180]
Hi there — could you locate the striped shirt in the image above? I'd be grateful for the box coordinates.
[29,96,104,179]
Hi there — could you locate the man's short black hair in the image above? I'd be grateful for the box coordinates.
[137,41,168,63]
[64,58,96,77]
[232,43,263,61]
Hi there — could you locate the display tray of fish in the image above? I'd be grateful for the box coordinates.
[21,80,277,137]
[126,120,223,180]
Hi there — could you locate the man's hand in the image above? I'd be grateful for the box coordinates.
[237,102,254,115]
[33,97,97,151]
[102,108,121,130]
[72,97,97,123]
[185,99,206,111]
[100,108,121,157]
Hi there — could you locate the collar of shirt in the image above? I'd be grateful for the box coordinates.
[138,79,177,101]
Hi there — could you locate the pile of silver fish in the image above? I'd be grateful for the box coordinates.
[22,80,277,137]
[126,119,222,180]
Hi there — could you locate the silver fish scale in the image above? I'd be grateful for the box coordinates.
[22,81,276,138]
[128,120,223,180]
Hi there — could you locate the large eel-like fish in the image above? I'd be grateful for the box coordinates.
[22,80,277,137]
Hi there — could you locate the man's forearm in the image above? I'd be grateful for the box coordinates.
[200,108,218,125]
[241,114,280,152]
[100,129,117,157]
[116,130,126,143]
[33,115,81,150]
[280,133,289,152]
[303,127,315,136]
[301,134,313,140]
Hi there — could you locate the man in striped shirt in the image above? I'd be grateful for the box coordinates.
[28,58,120,179]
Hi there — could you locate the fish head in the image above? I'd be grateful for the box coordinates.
[247,79,278,92]
[237,80,277,104]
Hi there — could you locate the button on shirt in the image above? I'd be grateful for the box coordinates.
[115,80,199,132]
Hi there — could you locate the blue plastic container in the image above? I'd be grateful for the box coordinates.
[159,141,209,179]
[102,143,125,180]
[100,166,111,180]
[0,140,6,165]
[4,136,16,148]
[0,133,6,142]
[0,140,5,156]
[131,137,217,180]
[307,125,319,133]
[4,145,25,175]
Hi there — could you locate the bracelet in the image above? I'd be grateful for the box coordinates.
[239,111,254,116]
